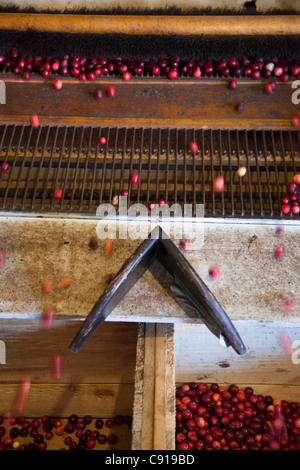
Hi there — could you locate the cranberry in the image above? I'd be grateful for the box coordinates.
[30,114,39,128]
[168,70,178,80]
[292,205,300,214]
[86,438,96,449]
[130,172,139,185]
[95,89,103,101]
[106,85,115,97]
[208,266,220,279]
[179,238,190,251]
[235,102,244,113]
[252,70,261,79]
[54,188,63,200]
[123,72,131,81]
[292,117,300,127]
[193,68,201,78]
[22,71,31,80]
[282,204,290,214]
[105,419,114,428]
[189,141,198,153]
[288,183,298,195]
[213,175,224,192]
[108,433,118,445]
[274,245,284,260]
[64,422,75,434]
[264,82,274,94]
[53,79,63,90]
[98,434,107,444]
[280,73,289,83]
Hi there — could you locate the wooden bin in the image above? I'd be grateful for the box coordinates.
[131,321,300,450]
[0,319,139,449]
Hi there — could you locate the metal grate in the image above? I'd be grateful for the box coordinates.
[0,124,300,219]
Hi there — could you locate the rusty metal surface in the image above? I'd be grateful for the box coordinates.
[0,124,300,219]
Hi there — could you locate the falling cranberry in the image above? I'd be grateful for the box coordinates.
[274,245,284,260]
[89,237,98,249]
[293,174,300,184]
[213,175,224,193]
[179,239,190,251]
[99,137,106,145]
[228,79,237,90]
[51,353,62,380]
[235,102,244,113]
[287,183,297,194]
[123,72,131,81]
[106,85,115,97]
[209,266,220,279]
[40,307,56,329]
[130,172,139,185]
[292,117,300,127]
[30,114,39,128]
[264,82,274,94]
[42,279,52,294]
[95,89,103,101]
[0,249,5,269]
[53,79,63,90]
[54,188,63,200]
[105,238,113,255]
[189,141,198,153]
[1,161,10,172]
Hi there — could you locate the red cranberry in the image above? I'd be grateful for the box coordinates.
[189,141,198,153]
[213,175,224,192]
[168,70,178,80]
[274,246,284,260]
[292,205,300,214]
[280,73,289,83]
[98,434,107,444]
[228,79,237,90]
[292,117,300,127]
[123,72,131,81]
[53,79,63,90]
[54,188,63,200]
[282,204,290,214]
[86,438,96,449]
[130,172,139,185]
[235,102,244,113]
[1,162,10,172]
[30,114,39,128]
[209,266,220,279]
[105,419,114,428]
[106,85,115,97]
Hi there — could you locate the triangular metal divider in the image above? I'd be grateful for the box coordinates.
[69,226,246,355]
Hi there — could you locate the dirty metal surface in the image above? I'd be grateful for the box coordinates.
[0,216,299,325]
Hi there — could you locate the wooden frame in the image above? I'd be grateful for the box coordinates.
[0,13,299,36]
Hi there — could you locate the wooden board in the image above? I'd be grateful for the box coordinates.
[0,320,138,384]
[0,13,299,36]
[131,323,175,451]
[0,76,298,129]
[174,322,300,395]
[0,383,134,417]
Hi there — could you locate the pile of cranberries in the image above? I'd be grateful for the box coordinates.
[176,382,300,450]
[1,49,300,82]
[0,414,132,450]
[281,177,300,216]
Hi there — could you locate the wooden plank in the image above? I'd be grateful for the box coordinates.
[153,323,167,450]
[0,13,299,36]
[0,77,297,129]
[0,383,134,417]
[140,323,155,450]
[132,323,175,451]
[0,320,138,384]
[175,322,300,386]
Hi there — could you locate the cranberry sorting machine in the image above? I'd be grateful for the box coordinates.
[0,8,300,450]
